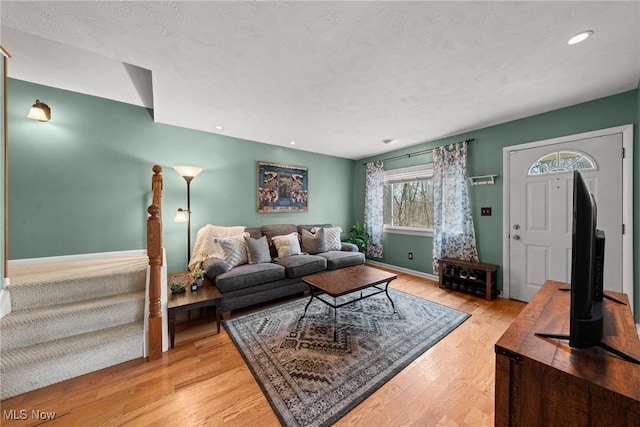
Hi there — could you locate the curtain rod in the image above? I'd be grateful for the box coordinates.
[362,138,475,165]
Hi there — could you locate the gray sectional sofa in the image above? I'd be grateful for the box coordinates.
[201,224,365,317]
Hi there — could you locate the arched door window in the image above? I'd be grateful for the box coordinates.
[527,150,597,176]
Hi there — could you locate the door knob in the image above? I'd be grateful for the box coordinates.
[513,235,520,240]
[513,224,520,230]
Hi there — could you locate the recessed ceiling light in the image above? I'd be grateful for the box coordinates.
[568,30,593,45]
[289,141,296,145]
[214,125,224,130]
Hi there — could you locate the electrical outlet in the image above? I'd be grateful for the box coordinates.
[408,252,413,260]
[481,207,492,216]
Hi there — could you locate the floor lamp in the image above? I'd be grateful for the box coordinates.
[173,165,203,269]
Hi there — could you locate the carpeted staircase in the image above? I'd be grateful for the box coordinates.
[0,254,149,400]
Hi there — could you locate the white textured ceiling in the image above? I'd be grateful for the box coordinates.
[1,1,639,160]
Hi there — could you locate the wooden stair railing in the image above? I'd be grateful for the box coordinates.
[147,165,163,360]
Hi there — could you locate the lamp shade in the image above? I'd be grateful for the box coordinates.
[27,100,51,122]
[173,165,203,180]
[174,208,188,223]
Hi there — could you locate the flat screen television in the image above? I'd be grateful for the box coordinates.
[569,169,603,348]
[536,170,639,363]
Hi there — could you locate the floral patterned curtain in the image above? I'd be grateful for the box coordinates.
[432,142,478,273]
[364,161,384,258]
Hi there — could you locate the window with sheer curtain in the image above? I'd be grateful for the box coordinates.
[383,164,434,235]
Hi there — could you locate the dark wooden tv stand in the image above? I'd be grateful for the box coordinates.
[495,280,640,426]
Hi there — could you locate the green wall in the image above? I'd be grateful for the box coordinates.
[7,77,640,317]
[7,79,355,273]
[356,89,639,313]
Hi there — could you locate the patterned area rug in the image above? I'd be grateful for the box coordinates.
[224,288,470,426]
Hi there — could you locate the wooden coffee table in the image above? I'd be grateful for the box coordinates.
[167,281,222,348]
[300,264,397,340]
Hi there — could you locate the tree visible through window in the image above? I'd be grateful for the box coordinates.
[382,164,434,231]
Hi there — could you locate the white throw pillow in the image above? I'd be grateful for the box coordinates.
[311,226,343,251]
[216,233,249,269]
[271,232,302,258]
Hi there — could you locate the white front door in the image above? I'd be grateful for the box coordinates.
[508,134,623,302]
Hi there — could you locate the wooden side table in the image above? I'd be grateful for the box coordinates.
[167,275,223,348]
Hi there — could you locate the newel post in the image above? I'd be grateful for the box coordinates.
[147,203,163,360]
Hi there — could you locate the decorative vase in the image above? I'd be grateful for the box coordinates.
[195,278,203,287]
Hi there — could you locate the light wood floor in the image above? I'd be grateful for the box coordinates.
[1,270,525,426]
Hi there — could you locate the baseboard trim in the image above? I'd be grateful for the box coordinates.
[8,249,147,266]
[365,260,439,282]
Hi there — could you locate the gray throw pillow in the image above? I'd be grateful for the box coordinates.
[301,228,326,254]
[244,235,272,264]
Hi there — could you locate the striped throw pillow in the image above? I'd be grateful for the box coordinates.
[216,233,249,268]
[312,226,343,251]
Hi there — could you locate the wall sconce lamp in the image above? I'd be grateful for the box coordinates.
[27,99,51,122]
[173,208,188,223]
[173,165,203,267]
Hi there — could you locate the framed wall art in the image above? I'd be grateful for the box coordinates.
[257,161,308,213]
